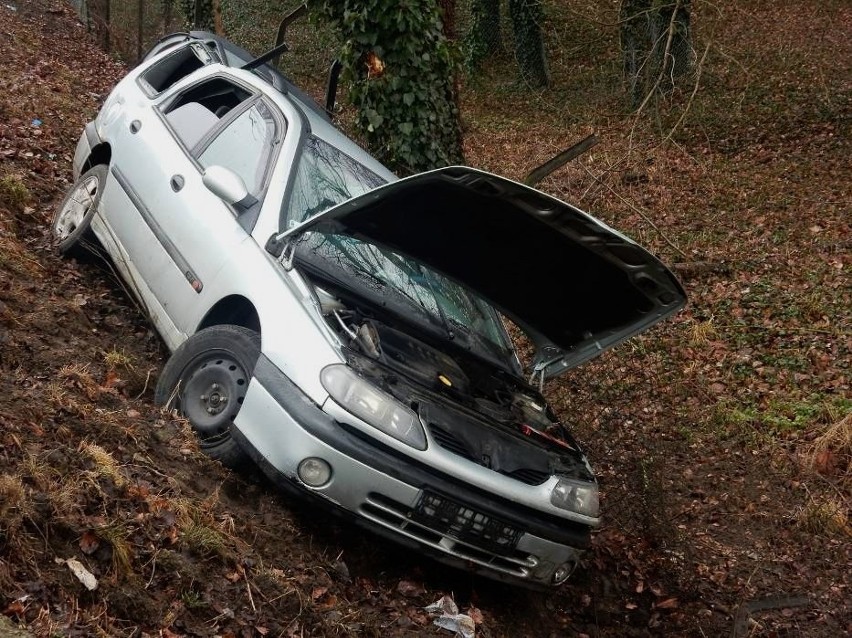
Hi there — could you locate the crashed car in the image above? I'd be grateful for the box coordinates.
[52,31,686,587]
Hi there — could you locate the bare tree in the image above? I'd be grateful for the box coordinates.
[621,0,693,107]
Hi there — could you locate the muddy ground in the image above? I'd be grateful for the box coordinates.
[1,1,850,637]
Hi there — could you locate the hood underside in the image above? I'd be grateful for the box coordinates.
[278,166,686,376]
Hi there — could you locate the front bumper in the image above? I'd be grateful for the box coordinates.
[233,355,589,587]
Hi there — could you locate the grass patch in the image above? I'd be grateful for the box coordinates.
[103,349,135,371]
[796,495,850,537]
[81,441,127,488]
[0,174,31,213]
[181,521,228,557]
[98,522,134,577]
[713,395,851,439]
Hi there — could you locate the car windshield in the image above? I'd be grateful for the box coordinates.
[283,135,385,229]
[295,231,515,366]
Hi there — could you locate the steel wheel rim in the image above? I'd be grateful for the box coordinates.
[180,353,248,446]
[54,175,99,241]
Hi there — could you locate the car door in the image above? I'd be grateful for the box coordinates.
[147,90,283,336]
[97,64,218,346]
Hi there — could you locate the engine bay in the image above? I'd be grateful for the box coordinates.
[310,279,594,485]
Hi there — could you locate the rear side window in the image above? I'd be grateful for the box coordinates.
[140,42,217,95]
[198,100,279,198]
[163,78,253,151]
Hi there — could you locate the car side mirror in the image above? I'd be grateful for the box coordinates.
[202,165,257,210]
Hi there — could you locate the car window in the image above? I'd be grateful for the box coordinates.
[162,77,253,151]
[140,44,208,95]
[198,100,279,198]
[283,136,385,229]
[296,231,514,363]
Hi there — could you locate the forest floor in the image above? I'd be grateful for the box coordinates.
[0,1,849,637]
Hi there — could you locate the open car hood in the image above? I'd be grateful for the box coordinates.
[275,166,686,380]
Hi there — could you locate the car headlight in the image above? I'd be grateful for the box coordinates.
[321,365,426,450]
[550,478,599,518]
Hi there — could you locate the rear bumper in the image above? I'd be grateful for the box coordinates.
[233,355,589,587]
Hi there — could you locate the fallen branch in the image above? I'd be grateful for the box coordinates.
[730,595,809,638]
[581,165,689,259]
[524,133,600,187]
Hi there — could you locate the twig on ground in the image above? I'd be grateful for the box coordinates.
[581,165,689,259]
[134,367,154,400]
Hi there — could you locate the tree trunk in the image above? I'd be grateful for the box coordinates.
[508,0,549,88]
[162,0,173,32]
[656,0,692,86]
[620,0,652,107]
[88,0,111,52]
[438,0,457,39]
[180,0,213,31]
[620,0,693,106]
[308,0,463,172]
[136,0,144,63]
[466,0,501,68]
[213,0,224,36]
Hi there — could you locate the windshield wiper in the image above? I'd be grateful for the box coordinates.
[411,261,457,342]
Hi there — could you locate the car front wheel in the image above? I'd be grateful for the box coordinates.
[155,325,261,467]
[52,164,107,258]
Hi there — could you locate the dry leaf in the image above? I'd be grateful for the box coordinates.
[79,530,100,555]
[365,51,385,77]
[101,369,120,389]
[655,597,679,610]
[65,558,98,590]
[397,579,425,597]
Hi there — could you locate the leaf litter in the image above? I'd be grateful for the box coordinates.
[0,0,849,637]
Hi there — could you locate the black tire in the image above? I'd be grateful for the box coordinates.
[51,164,107,258]
[155,325,261,467]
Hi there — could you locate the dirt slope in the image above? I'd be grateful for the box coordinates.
[0,1,849,637]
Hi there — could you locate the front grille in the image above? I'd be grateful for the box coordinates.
[501,468,550,486]
[427,425,551,486]
[413,490,522,556]
[360,492,536,578]
[429,425,475,460]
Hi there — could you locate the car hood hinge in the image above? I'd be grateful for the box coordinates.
[265,234,297,270]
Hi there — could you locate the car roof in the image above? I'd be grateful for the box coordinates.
[190,31,396,184]
[190,31,331,122]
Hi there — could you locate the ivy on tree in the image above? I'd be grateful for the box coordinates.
[307,0,464,173]
[465,0,502,69]
[465,0,549,87]
[180,0,214,31]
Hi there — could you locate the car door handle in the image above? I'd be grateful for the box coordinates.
[129,120,141,133]
[170,175,185,192]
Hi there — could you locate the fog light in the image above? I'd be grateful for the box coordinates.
[297,457,332,487]
[552,560,577,585]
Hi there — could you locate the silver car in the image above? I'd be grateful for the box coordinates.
[52,32,686,587]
